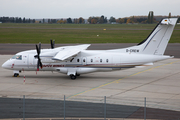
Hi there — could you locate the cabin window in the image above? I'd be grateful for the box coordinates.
[91,59,93,62]
[83,59,85,62]
[100,59,102,62]
[77,59,80,62]
[106,59,108,63]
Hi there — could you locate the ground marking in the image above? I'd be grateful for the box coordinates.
[67,60,180,99]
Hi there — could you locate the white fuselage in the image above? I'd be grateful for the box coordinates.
[2,46,171,75]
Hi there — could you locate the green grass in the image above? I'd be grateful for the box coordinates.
[0,23,180,43]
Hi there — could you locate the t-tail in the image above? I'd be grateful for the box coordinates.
[128,18,178,55]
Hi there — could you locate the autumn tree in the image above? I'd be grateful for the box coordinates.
[131,16,137,23]
[88,17,92,23]
[23,17,25,23]
[73,18,78,24]
[48,19,50,23]
[119,18,125,24]
[57,19,66,24]
[91,18,98,24]
[28,18,30,23]
[43,18,45,23]
[67,18,72,23]
[99,16,104,24]
[109,16,116,23]
[12,17,15,23]
[126,19,131,24]
[32,19,35,23]
[78,17,84,24]
[19,17,22,23]
[99,15,107,24]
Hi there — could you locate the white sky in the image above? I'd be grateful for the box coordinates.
[0,0,180,19]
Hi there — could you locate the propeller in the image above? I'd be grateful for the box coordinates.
[50,39,55,49]
[34,42,43,71]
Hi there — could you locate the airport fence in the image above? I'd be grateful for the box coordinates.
[0,95,180,120]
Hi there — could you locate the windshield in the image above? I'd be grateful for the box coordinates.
[11,55,22,60]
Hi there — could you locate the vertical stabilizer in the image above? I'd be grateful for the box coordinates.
[137,18,177,55]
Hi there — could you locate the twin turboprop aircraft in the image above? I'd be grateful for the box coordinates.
[2,18,178,79]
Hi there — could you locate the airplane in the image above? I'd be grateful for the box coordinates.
[2,18,178,80]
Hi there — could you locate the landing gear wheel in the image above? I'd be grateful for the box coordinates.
[70,74,76,80]
[76,74,80,76]
[13,73,19,77]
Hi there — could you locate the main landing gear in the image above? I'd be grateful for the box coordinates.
[69,74,80,80]
[70,74,76,80]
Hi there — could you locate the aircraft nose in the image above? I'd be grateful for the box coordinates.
[2,62,8,69]
[2,60,11,69]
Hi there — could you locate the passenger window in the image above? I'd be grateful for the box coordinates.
[106,59,108,63]
[100,59,102,62]
[77,59,80,62]
[91,59,93,62]
[83,59,85,62]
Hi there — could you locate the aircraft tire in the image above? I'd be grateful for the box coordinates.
[70,74,76,80]
[76,74,80,76]
[14,73,19,77]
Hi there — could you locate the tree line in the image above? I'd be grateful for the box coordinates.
[1,12,180,24]
[0,17,36,23]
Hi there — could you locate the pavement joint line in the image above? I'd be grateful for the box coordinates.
[67,60,180,99]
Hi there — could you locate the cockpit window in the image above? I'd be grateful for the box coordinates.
[11,55,22,60]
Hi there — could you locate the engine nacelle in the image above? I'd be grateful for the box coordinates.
[76,68,98,74]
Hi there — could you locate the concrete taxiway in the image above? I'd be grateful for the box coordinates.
[0,55,180,112]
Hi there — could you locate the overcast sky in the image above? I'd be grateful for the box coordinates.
[1,0,180,19]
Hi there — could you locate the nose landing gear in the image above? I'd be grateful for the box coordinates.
[13,70,20,77]
[13,73,19,77]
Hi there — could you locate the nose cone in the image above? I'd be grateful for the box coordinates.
[2,61,8,69]
[2,60,12,69]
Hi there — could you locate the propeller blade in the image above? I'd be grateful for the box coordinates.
[50,39,55,49]
[35,42,42,71]
[39,42,41,54]
[37,59,40,71]
[36,44,39,55]
[53,40,55,48]
[39,60,43,69]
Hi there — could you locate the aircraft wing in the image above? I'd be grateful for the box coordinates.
[52,44,90,61]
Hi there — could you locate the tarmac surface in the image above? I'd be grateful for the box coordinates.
[0,43,180,119]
